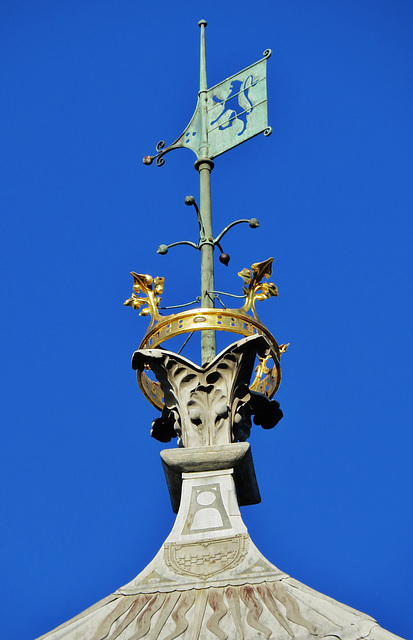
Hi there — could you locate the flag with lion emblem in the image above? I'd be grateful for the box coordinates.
[144,50,272,166]
[205,52,271,158]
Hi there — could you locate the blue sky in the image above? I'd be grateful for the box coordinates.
[1,2,412,639]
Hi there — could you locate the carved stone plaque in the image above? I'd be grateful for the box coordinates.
[164,534,248,579]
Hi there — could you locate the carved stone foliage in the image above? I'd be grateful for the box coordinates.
[131,335,282,447]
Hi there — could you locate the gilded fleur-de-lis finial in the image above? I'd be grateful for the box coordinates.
[123,272,164,328]
[238,257,279,319]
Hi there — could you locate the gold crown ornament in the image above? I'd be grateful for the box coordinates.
[124,257,288,410]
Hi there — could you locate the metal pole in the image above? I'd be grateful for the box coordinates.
[197,20,216,365]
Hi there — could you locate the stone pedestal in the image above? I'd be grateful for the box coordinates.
[160,442,260,512]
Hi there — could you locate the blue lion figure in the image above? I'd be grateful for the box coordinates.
[210,75,258,136]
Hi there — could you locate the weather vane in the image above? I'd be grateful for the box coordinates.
[139,19,274,366]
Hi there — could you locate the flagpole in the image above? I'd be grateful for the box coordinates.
[196,19,216,365]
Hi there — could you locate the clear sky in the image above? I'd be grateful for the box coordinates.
[1,2,412,639]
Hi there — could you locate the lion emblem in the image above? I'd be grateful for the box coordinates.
[210,74,258,136]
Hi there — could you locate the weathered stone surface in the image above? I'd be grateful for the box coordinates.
[36,567,402,640]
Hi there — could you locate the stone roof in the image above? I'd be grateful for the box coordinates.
[37,526,403,640]
[37,449,404,640]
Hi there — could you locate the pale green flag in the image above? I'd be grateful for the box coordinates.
[145,51,271,166]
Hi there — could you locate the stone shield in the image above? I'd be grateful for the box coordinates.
[164,534,248,579]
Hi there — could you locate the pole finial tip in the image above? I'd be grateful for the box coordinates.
[198,19,207,27]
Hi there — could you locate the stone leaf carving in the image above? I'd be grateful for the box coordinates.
[131,335,282,447]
